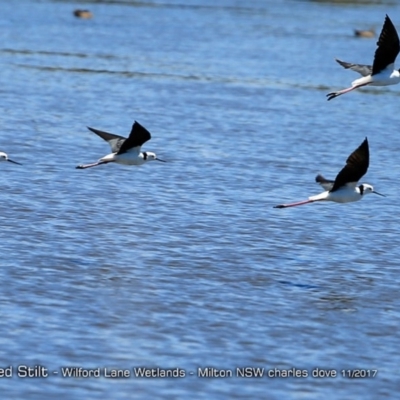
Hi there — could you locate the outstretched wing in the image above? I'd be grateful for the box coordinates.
[315,174,334,191]
[335,59,372,77]
[330,138,369,192]
[372,14,400,75]
[87,127,126,153]
[117,121,152,155]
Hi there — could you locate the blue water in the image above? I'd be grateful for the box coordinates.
[0,0,399,398]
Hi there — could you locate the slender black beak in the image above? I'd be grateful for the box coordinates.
[373,191,385,197]
[156,158,166,162]
[7,159,22,165]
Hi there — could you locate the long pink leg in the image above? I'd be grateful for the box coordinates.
[273,199,315,209]
[327,83,370,101]
[76,161,110,169]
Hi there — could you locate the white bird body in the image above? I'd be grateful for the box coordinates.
[308,184,373,204]
[351,66,400,87]
[308,189,357,203]
[98,149,157,166]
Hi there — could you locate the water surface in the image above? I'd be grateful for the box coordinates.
[0,0,399,399]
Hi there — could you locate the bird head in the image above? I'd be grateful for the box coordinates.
[143,152,166,163]
[359,184,385,197]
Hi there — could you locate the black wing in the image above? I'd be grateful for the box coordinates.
[117,121,152,155]
[330,138,369,192]
[372,15,400,75]
[335,59,372,77]
[87,126,126,153]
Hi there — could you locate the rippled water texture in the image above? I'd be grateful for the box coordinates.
[0,0,399,399]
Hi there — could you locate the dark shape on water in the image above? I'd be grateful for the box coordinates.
[354,29,375,38]
[73,10,93,19]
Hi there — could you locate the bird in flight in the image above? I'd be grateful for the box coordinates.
[327,15,400,100]
[274,138,384,208]
[76,121,165,169]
